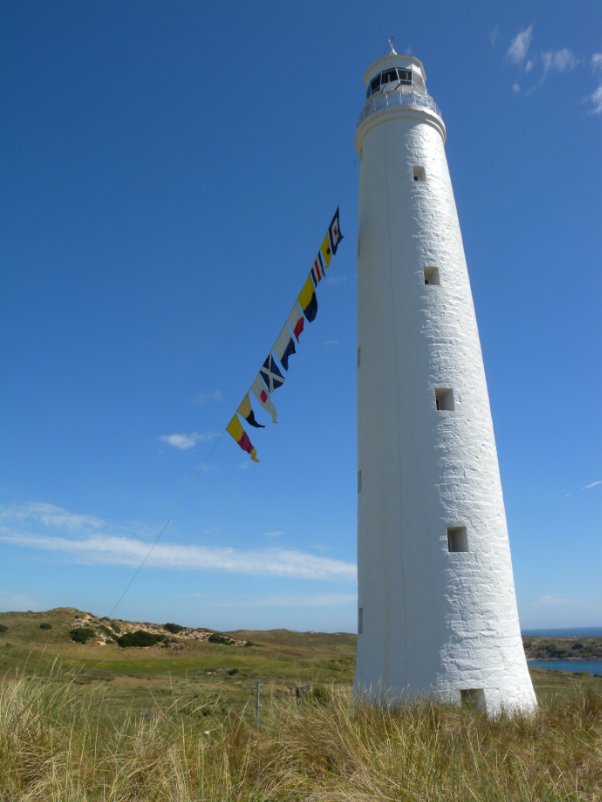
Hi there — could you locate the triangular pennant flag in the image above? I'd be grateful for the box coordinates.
[252,375,277,423]
[226,415,259,462]
[328,207,343,255]
[298,275,318,322]
[310,253,326,287]
[319,233,333,269]
[237,393,265,428]
[273,324,297,371]
[287,303,305,342]
[260,353,285,393]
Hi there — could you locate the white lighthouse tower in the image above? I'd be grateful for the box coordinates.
[355,49,536,714]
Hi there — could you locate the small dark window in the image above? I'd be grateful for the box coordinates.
[357,346,361,368]
[423,267,440,285]
[370,76,381,94]
[435,388,454,411]
[461,688,485,709]
[358,469,362,493]
[358,607,363,634]
[412,165,426,182]
[447,526,468,553]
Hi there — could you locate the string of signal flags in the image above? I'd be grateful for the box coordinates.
[226,208,344,463]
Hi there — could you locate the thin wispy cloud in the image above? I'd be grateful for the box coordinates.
[0,591,41,611]
[506,24,533,66]
[0,531,356,580]
[159,431,218,450]
[589,85,602,115]
[542,48,577,76]
[211,593,357,608]
[323,339,339,347]
[504,28,596,105]
[195,462,216,473]
[0,501,105,532]
[533,594,576,607]
[582,479,602,491]
[193,389,223,405]
[326,274,348,286]
[490,25,500,48]
[0,501,354,580]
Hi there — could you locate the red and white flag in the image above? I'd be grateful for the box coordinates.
[251,375,277,424]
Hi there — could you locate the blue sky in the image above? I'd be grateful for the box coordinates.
[1,1,601,632]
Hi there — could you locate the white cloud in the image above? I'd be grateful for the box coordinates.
[0,591,41,611]
[525,59,534,73]
[591,53,602,71]
[193,389,223,405]
[0,501,105,532]
[159,432,218,450]
[262,530,285,538]
[542,48,578,75]
[490,26,500,48]
[507,24,534,66]
[533,594,576,607]
[582,479,602,490]
[0,531,356,581]
[211,593,357,608]
[512,82,521,94]
[589,85,602,115]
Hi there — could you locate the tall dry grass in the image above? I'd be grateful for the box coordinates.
[0,672,600,801]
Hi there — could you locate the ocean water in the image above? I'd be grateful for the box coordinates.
[522,627,602,637]
[522,628,602,675]
[528,660,602,676]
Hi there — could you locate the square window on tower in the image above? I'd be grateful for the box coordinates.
[447,526,468,552]
[424,267,440,285]
[412,165,426,182]
[461,688,486,709]
[435,387,454,411]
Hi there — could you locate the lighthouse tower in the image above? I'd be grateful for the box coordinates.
[355,50,536,714]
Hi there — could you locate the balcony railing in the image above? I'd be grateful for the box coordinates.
[357,90,442,127]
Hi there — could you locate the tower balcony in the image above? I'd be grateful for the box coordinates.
[358,89,442,128]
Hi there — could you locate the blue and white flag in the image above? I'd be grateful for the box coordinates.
[260,354,285,393]
[273,324,297,371]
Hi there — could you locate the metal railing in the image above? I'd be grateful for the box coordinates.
[357,90,442,126]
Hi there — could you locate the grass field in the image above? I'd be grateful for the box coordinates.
[1,608,601,800]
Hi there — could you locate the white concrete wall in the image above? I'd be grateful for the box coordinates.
[354,58,536,714]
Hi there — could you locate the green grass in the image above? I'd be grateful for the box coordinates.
[0,667,600,801]
[1,608,602,799]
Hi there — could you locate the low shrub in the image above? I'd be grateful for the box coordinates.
[0,624,7,633]
[70,627,96,644]
[208,632,233,645]
[39,623,52,630]
[164,622,185,634]
[116,630,166,648]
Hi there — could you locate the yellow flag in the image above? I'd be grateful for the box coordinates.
[226,415,259,462]
[319,233,332,268]
[298,275,314,309]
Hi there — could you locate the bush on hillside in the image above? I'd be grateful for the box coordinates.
[164,623,185,634]
[70,627,96,644]
[208,632,233,645]
[0,624,7,633]
[39,623,52,630]
[116,630,166,648]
